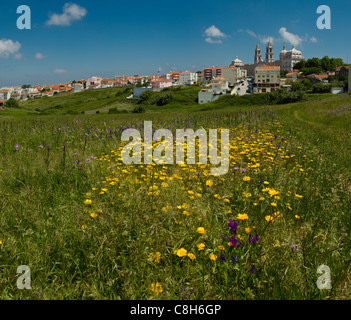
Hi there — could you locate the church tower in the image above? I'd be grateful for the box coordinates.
[265,40,274,64]
[254,43,263,65]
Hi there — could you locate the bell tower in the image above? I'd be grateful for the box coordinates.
[265,40,274,64]
[254,43,263,65]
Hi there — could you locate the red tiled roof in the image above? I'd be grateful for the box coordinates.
[258,66,280,70]
[314,74,328,79]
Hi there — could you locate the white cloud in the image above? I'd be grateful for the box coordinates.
[53,68,68,74]
[246,29,257,38]
[46,3,87,26]
[279,27,303,46]
[244,29,275,44]
[205,25,226,38]
[35,52,47,60]
[205,37,223,44]
[310,36,318,43]
[14,53,23,60]
[0,39,22,58]
[259,36,275,45]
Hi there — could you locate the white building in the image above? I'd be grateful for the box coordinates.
[280,44,305,72]
[73,83,84,93]
[86,76,102,88]
[198,89,221,104]
[211,76,229,94]
[230,56,244,67]
[0,90,11,102]
[198,76,229,104]
[222,66,247,86]
[178,72,198,85]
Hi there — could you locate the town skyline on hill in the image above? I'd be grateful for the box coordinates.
[1,1,350,87]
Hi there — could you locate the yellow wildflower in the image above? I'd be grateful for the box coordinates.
[176,248,187,257]
[188,253,196,260]
[265,216,274,222]
[206,180,214,187]
[237,213,249,221]
[150,282,163,296]
[148,252,162,263]
[209,253,217,261]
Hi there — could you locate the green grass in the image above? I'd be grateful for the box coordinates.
[0,88,350,300]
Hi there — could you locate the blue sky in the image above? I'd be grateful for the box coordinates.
[0,0,350,87]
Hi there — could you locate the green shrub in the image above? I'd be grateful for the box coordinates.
[4,98,20,108]
[66,110,80,115]
[138,90,153,104]
[312,83,331,94]
[149,92,174,106]
[132,105,146,113]
[269,89,305,104]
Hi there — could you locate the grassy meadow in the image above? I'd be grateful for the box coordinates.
[0,87,351,300]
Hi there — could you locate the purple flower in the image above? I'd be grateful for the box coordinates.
[228,219,237,234]
[220,253,226,261]
[28,149,32,153]
[233,167,240,171]
[289,244,301,251]
[240,168,247,173]
[230,236,237,248]
[15,144,20,150]
[40,145,44,149]
[231,255,238,262]
[85,159,89,163]
[250,264,256,274]
[249,234,253,244]
[253,234,259,243]
[90,156,95,159]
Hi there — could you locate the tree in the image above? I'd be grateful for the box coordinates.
[306,57,321,69]
[150,92,174,106]
[294,60,306,70]
[321,56,331,72]
[312,83,330,93]
[138,90,152,104]
[280,70,289,78]
[290,82,305,92]
[132,105,146,113]
[301,67,322,76]
[5,98,20,108]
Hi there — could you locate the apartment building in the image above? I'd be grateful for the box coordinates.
[254,66,280,93]
[202,68,222,81]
